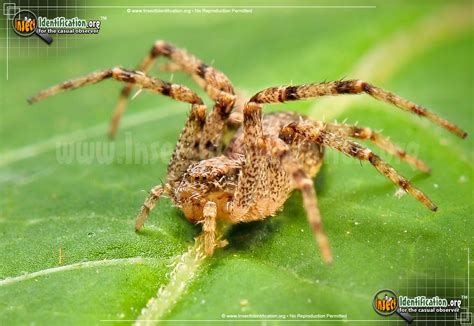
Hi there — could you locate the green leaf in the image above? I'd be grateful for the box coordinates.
[1,2,472,325]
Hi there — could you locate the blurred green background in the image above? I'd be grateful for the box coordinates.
[0,0,472,325]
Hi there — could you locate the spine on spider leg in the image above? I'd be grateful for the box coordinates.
[108,41,175,139]
[366,152,438,211]
[328,131,439,212]
[109,51,160,138]
[113,42,175,101]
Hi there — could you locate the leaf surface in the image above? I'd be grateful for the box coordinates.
[1,2,472,324]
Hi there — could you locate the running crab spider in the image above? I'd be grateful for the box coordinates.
[29,40,467,263]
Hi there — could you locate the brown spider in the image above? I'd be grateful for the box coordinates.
[29,41,467,263]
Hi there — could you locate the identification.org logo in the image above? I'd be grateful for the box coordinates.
[11,8,101,45]
[373,289,465,324]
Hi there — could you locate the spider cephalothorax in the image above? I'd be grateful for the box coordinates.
[174,155,241,223]
[30,41,467,263]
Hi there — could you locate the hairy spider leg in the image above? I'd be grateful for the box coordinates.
[111,41,236,160]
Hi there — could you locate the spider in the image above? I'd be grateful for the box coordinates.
[29,41,467,263]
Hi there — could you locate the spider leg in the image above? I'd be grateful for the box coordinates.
[28,67,207,178]
[250,80,467,138]
[229,101,331,262]
[167,104,207,182]
[156,41,236,158]
[28,67,203,105]
[202,201,218,256]
[112,41,236,159]
[135,185,165,231]
[290,166,332,263]
[230,111,332,262]
[280,121,438,211]
[158,62,183,73]
[270,141,332,263]
[134,102,206,229]
[134,103,206,229]
[225,89,248,129]
[229,102,269,221]
[325,123,430,172]
[109,45,162,138]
